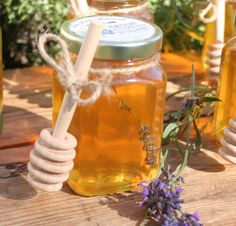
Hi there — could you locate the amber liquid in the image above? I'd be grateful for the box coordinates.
[225,2,236,42]
[53,60,166,196]
[202,22,216,77]
[214,40,236,140]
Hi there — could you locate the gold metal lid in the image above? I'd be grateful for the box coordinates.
[61,16,163,60]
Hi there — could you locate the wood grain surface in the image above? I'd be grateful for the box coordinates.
[0,53,235,226]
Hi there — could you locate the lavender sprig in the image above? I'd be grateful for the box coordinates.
[138,170,203,226]
[162,66,220,178]
[138,66,215,225]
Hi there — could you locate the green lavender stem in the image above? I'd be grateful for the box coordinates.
[175,66,195,179]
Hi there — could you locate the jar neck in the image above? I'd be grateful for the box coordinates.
[88,0,147,10]
[88,54,160,82]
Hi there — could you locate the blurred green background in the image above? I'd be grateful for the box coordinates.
[0,0,206,69]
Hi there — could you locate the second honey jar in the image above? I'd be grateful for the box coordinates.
[214,36,236,140]
[53,16,166,196]
[68,0,153,21]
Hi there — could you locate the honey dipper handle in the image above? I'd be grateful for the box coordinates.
[77,0,89,16]
[52,21,103,139]
[216,0,225,42]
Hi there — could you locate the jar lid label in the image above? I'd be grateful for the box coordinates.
[69,16,156,42]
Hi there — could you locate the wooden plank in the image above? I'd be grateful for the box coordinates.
[0,146,235,226]
[1,67,52,152]
[0,145,32,164]
[0,55,236,225]
[1,106,50,149]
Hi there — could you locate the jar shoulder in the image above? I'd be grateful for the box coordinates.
[113,65,166,85]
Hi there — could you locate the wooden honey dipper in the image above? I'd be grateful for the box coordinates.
[206,0,225,85]
[206,42,225,83]
[27,21,103,192]
[200,0,225,85]
[219,118,236,164]
[69,0,89,17]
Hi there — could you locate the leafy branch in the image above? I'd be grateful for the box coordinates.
[138,67,218,225]
[149,0,207,52]
[0,0,68,68]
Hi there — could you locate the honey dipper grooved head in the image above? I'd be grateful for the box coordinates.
[27,162,69,184]
[219,118,236,165]
[27,174,63,192]
[27,128,77,192]
[219,148,236,164]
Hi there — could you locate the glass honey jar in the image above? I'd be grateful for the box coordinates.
[53,16,166,196]
[68,0,153,22]
[214,36,236,140]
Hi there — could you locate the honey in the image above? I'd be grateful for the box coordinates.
[68,0,153,21]
[201,21,216,76]
[225,0,236,41]
[214,37,236,140]
[54,16,166,196]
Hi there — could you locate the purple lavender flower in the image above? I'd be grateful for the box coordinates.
[139,181,148,187]
[138,171,202,226]
[181,99,188,107]
[141,187,149,198]
[177,176,185,184]
[176,186,183,193]
[180,212,202,226]
[192,212,200,221]
[162,215,179,226]
[181,97,202,109]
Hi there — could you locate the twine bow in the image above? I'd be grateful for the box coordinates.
[38,33,109,106]
[199,1,218,23]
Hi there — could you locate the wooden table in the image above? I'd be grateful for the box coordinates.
[1,54,236,226]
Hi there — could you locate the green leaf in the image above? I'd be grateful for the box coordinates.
[162,122,181,143]
[201,96,221,103]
